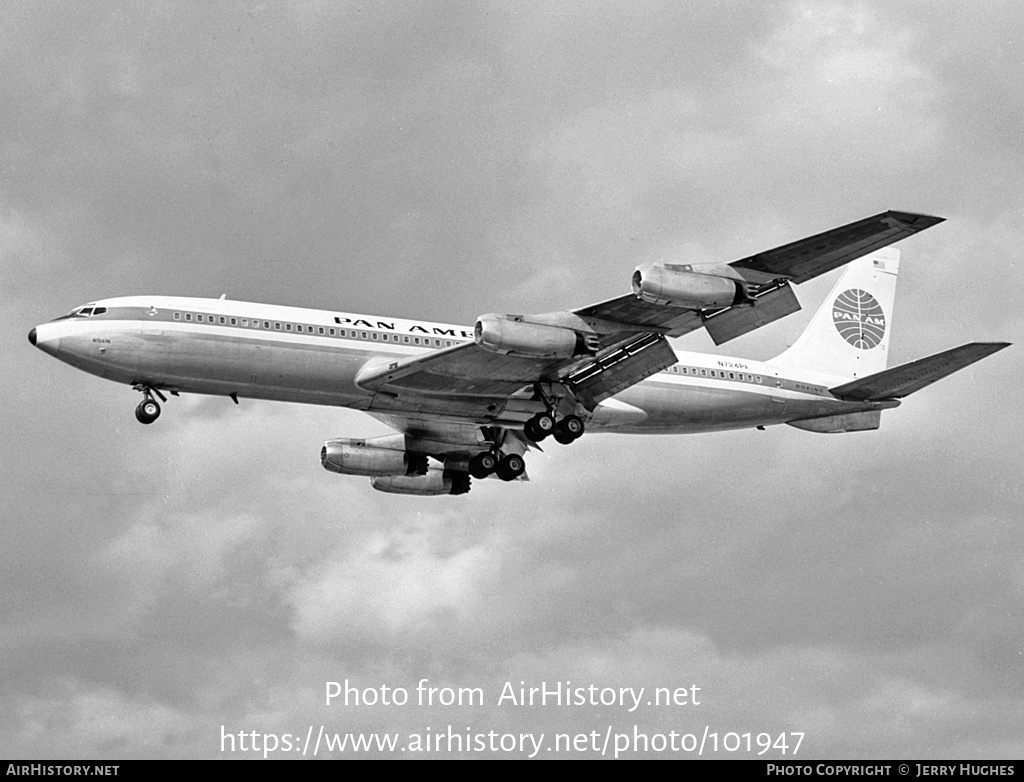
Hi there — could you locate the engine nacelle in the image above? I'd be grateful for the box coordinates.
[321,438,427,477]
[474,314,594,358]
[631,264,752,309]
[371,469,470,496]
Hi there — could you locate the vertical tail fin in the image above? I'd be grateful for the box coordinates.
[771,248,899,380]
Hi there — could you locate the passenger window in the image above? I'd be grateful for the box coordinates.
[286,323,292,331]
[318,327,325,335]
[230,318,236,325]
[185,313,192,321]
[197,314,204,322]
[219,316,226,324]
[371,333,378,340]
[174,312,181,320]
[361,331,367,339]
[275,322,281,330]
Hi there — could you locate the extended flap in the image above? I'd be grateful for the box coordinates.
[703,282,801,345]
[564,333,678,409]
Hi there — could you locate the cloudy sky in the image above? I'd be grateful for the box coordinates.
[3,0,1022,759]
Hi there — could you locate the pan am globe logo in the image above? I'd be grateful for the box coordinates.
[833,289,886,349]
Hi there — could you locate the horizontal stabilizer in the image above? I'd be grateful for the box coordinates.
[830,342,1010,401]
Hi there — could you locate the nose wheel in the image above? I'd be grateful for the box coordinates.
[135,397,161,424]
[132,385,167,425]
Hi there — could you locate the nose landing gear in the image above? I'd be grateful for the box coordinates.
[135,396,161,424]
[133,385,167,425]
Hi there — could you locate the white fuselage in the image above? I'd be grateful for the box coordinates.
[31,295,884,434]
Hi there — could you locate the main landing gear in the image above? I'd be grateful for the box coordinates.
[524,412,584,445]
[468,451,525,482]
[468,408,585,483]
[133,385,167,425]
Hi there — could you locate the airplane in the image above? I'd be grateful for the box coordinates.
[28,211,1009,496]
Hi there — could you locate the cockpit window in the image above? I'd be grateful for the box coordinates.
[54,305,105,321]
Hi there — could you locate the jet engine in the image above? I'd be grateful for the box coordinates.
[321,437,427,477]
[474,314,596,358]
[631,264,755,309]
[371,469,470,496]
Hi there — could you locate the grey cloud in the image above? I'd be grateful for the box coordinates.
[3,0,1022,759]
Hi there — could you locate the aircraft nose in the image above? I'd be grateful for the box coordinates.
[28,327,36,346]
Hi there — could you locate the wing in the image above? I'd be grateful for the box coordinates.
[355,331,677,413]
[730,210,943,283]
[576,210,944,345]
[356,210,943,418]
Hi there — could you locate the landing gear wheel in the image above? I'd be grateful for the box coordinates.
[524,412,555,442]
[495,453,526,481]
[469,452,497,479]
[553,414,584,444]
[135,397,161,425]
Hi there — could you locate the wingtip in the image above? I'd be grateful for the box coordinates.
[886,210,946,230]
[976,341,1012,349]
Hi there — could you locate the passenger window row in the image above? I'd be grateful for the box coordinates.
[171,310,461,348]
[665,365,763,384]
